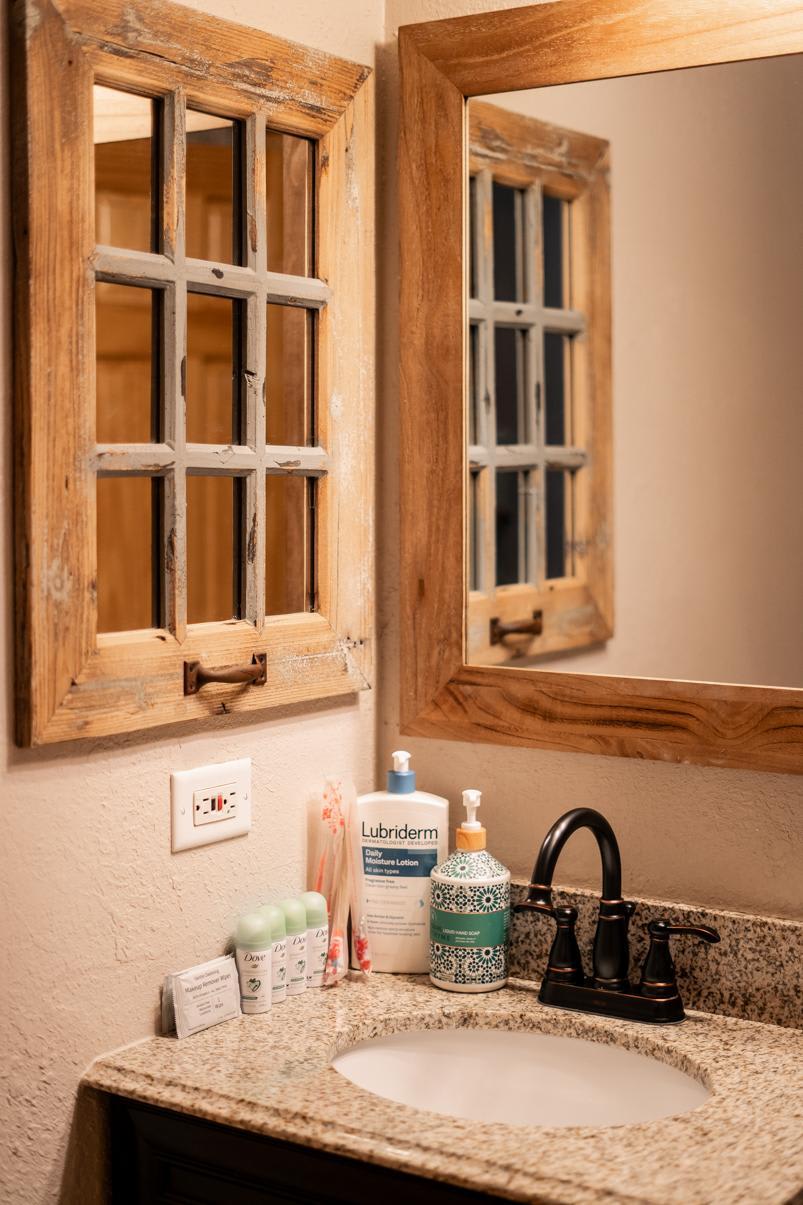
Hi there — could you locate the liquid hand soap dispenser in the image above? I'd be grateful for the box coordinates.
[430,789,511,992]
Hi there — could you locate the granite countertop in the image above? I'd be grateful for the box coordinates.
[84,974,803,1205]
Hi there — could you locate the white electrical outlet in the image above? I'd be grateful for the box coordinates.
[171,758,251,851]
[192,782,239,826]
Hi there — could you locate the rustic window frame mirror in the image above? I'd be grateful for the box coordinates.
[12,0,373,745]
[399,0,803,774]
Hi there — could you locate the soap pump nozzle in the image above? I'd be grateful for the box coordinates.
[461,789,482,830]
[456,788,486,850]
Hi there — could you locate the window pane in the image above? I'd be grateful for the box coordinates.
[492,182,521,302]
[187,476,240,622]
[495,327,524,445]
[186,293,242,444]
[266,475,310,615]
[96,282,159,443]
[542,193,566,309]
[266,305,311,446]
[546,468,571,579]
[93,86,156,253]
[97,476,159,631]
[495,471,520,586]
[266,129,312,276]
[186,113,242,263]
[544,332,571,446]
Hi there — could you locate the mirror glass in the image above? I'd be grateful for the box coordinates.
[466,55,803,688]
[94,85,156,252]
[186,111,244,264]
[92,85,316,634]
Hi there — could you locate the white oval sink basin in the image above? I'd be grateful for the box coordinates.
[332,1028,709,1128]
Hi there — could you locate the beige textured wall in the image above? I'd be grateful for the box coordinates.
[379,0,803,916]
[0,3,380,1202]
[3,3,803,1203]
[488,60,803,687]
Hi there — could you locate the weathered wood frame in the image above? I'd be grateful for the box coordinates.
[11,0,374,745]
[467,102,612,666]
[399,0,803,774]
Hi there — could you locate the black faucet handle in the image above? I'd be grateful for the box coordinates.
[545,906,584,985]
[648,920,720,943]
[514,882,554,914]
[639,919,721,1000]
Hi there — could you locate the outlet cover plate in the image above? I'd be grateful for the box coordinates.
[171,758,251,851]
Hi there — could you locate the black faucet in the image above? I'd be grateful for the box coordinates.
[516,808,720,1023]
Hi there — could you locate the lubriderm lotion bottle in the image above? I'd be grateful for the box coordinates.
[354,751,448,973]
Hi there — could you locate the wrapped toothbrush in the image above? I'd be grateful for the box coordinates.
[346,791,372,976]
[307,777,371,984]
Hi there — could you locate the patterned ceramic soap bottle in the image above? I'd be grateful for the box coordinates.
[429,790,511,992]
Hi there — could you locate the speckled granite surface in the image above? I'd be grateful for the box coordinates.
[85,974,803,1205]
[509,882,803,1029]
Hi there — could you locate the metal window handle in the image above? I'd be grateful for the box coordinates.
[184,653,267,696]
[490,611,543,645]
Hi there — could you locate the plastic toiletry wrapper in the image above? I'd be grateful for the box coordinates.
[235,912,273,1014]
[308,778,348,983]
[347,797,373,976]
[308,777,372,984]
[162,954,241,1039]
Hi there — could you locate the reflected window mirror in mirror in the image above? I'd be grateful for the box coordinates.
[467,102,612,665]
[466,57,803,688]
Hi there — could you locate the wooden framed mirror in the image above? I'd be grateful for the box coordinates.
[399,0,803,774]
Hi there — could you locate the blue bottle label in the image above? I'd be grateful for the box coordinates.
[362,847,439,877]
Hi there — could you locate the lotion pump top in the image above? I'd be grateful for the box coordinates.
[387,749,416,794]
[456,788,486,851]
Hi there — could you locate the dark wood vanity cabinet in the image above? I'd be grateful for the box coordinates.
[110,1096,498,1204]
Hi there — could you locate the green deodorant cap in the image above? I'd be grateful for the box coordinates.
[278,898,307,937]
[299,891,328,927]
[235,911,272,951]
[259,903,287,942]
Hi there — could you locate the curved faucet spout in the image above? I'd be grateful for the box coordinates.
[527,807,622,909]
